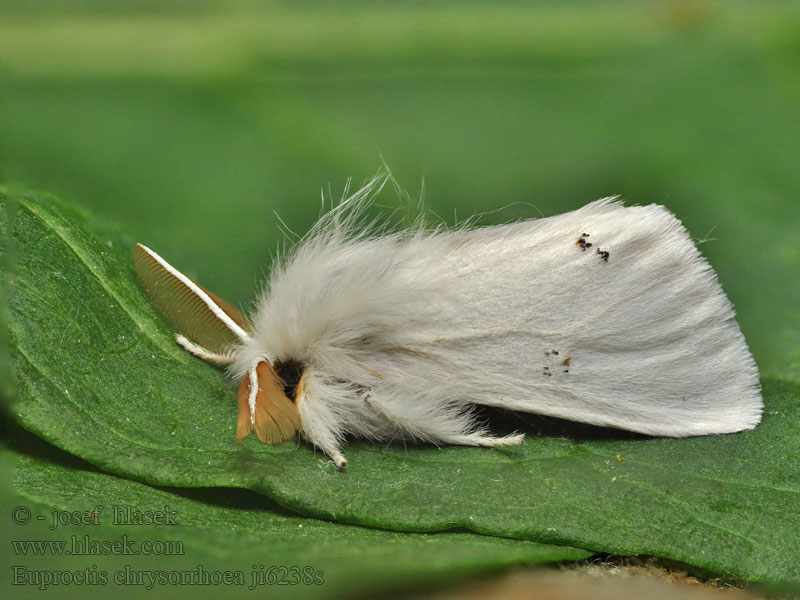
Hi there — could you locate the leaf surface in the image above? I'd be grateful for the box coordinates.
[5,437,585,599]
[5,192,799,586]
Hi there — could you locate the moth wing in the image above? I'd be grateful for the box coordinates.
[308,199,762,438]
[236,361,301,444]
[133,243,250,355]
[423,199,764,436]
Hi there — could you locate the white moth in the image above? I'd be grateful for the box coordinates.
[133,176,762,468]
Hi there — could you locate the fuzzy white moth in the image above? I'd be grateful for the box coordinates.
[133,176,762,468]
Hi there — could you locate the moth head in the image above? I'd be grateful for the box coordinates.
[132,243,302,444]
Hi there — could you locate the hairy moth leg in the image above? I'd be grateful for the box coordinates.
[294,371,349,468]
[175,334,236,366]
[366,392,526,447]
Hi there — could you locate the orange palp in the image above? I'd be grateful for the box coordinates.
[237,361,301,444]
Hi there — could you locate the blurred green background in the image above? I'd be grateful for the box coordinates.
[1,0,799,376]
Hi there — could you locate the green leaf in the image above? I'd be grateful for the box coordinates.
[5,435,585,599]
[5,191,799,586]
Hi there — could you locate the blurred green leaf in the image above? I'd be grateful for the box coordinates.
[7,437,586,599]
[6,188,799,586]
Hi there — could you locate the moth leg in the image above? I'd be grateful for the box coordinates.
[294,373,348,469]
[443,431,526,447]
[367,394,526,448]
[175,334,236,366]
